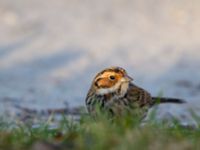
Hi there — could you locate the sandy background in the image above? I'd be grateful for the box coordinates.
[0,0,200,122]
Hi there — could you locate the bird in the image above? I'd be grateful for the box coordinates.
[85,66,185,119]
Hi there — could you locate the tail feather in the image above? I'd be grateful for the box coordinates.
[151,97,186,106]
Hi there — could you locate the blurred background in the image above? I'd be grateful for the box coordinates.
[0,0,200,120]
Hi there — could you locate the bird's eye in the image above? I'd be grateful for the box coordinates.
[109,75,115,80]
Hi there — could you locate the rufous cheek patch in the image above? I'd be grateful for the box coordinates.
[97,78,115,88]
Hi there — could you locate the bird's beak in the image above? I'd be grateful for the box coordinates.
[124,75,133,82]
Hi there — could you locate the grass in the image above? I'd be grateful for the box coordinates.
[0,113,200,150]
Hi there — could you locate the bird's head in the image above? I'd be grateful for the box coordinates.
[92,67,133,96]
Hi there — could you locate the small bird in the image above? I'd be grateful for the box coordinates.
[85,67,185,118]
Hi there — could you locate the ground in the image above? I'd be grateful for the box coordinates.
[0,0,200,124]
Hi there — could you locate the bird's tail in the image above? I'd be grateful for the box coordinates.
[151,97,186,106]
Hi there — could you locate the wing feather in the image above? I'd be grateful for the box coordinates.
[126,83,152,107]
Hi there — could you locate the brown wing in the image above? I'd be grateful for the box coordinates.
[126,83,152,108]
